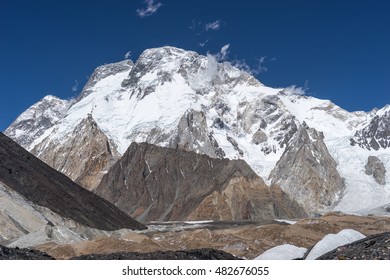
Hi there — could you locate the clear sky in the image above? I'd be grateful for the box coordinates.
[1,0,389,131]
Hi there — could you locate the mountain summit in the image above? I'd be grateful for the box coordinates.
[5,46,390,215]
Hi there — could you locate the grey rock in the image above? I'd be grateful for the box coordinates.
[365,156,386,185]
[269,123,345,213]
[252,130,267,145]
[172,109,225,158]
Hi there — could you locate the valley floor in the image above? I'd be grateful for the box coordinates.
[16,212,390,260]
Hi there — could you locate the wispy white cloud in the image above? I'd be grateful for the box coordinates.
[72,80,79,93]
[231,56,270,75]
[283,85,307,95]
[124,51,132,59]
[198,39,209,48]
[189,19,202,30]
[217,44,230,60]
[231,59,253,74]
[205,20,222,31]
[137,0,162,18]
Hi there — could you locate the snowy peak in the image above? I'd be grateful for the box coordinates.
[123,46,263,100]
[5,95,71,147]
[78,59,134,100]
[277,92,370,139]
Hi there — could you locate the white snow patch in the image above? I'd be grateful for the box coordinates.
[305,229,366,260]
[254,244,307,260]
[274,219,297,225]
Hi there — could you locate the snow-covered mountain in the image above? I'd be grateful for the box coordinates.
[5,46,390,215]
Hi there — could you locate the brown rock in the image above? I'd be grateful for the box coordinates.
[95,142,306,222]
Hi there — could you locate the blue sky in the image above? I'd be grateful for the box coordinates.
[1,0,389,131]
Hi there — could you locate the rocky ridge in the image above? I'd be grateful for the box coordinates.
[95,142,306,222]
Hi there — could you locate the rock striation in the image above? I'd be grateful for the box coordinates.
[95,142,306,222]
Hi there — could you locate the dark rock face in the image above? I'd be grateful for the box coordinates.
[365,156,386,185]
[350,110,390,150]
[95,142,306,222]
[71,249,241,260]
[269,123,345,213]
[0,245,55,260]
[0,133,146,231]
[317,232,390,260]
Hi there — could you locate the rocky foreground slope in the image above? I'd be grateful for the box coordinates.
[0,133,146,234]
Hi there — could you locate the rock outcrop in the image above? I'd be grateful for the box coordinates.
[269,123,345,213]
[365,156,386,185]
[172,109,225,158]
[95,142,306,222]
[0,133,146,231]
